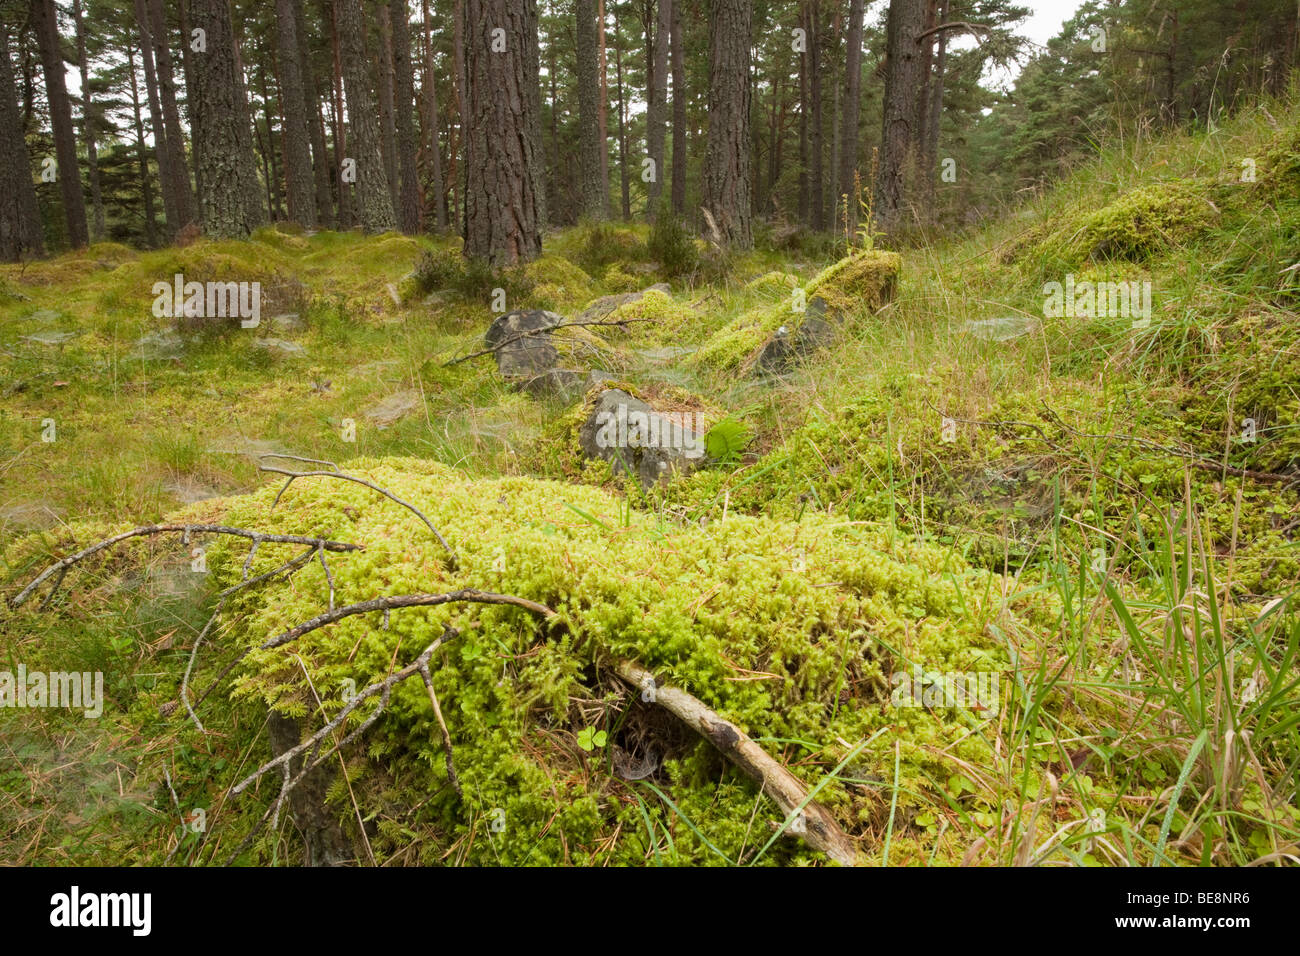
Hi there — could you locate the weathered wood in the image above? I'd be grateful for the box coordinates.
[612,658,860,866]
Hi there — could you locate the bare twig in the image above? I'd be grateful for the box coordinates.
[188,589,556,714]
[442,315,654,368]
[257,456,458,567]
[9,524,362,609]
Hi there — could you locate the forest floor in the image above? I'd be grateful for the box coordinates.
[1,96,1297,866]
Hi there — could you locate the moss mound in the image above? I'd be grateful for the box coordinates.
[804,249,901,317]
[182,456,1025,864]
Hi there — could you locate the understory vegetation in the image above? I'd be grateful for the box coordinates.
[2,97,1298,867]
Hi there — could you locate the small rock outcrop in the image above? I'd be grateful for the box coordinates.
[578,388,707,487]
[485,308,564,379]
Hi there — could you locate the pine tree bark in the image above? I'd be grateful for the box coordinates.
[31,0,89,248]
[132,0,177,232]
[461,0,543,266]
[275,0,318,227]
[378,3,400,215]
[292,0,334,226]
[797,0,809,224]
[875,0,925,235]
[329,3,352,227]
[177,0,203,211]
[0,25,44,261]
[669,0,686,215]
[837,0,865,234]
[809,0,824,230]
[919,0,947,224]
[336,0,397,232]
[575,0,607,220]
[148,0,196,229]
[72,0,103,242]
[190,0,266,237]
[126,39,158,246]
[420,0,448,229]
[702,0,752,248]
[391,0,422,233]
[614,12,630,220]
[645,0,669,219]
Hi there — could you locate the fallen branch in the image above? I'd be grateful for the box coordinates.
[187,588,557,714]
[223,627,461,864]
[442,315,654,368]
[611,658,860,866]
[258,455,458,567]
[8,524,362,609]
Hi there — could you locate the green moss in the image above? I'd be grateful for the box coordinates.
[687,306,787,372]
[804,250,901,317]
[1075,180,1215,261]
[186,456,1012,863]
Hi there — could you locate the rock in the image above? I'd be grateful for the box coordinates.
[270,312,304,332]
[522,368,587,400]
[754,298,836,374]
[130,328,186,360]
[575,284,672,325]
[363,389,421,427]
[578,389,707,487]
[22,309,61,323]
[486,309,564,379]
[253,337,307,357]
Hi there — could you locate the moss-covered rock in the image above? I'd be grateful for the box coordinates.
[804,249,901,318]
[1075,180,1215,261]
[192,455,1017,864]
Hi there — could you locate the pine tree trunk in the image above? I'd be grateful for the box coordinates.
[919,0,947,225]
[190,0,266,237]
[838,0,865,235]
[0,25,44,261]
[615,15,630,220]
[597,0,609,200]
[329,3,353,227]
[669,0,686,216]
[275,0,318,227]
[378,4,400,215]
[177,0,203,212]
[292,0,334,226]
[702,0,752,248]
[148,0,196,229]
[809,0,824,231]
[126,39,158,246]
[32,0,89,248]
[336,0,397,232]
[72,0,103,242]
[576,0,607,220]
[645,0,670,219]
[391,0,422,233]
[421,0,448,230]
[461,0,543,266]
[875,0,925,235]
[133,0,177,232]
[797,0,809,224]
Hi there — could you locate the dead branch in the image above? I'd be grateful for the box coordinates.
[258,455,458,567]
[222,627,461,864]
[442,315,654,368]
[8,524,363,609]
[610,658,861,866]
[187,589,557,714]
